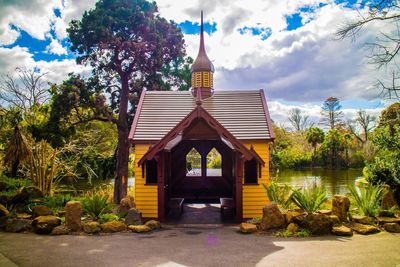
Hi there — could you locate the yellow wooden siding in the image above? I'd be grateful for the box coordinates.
[242,141,271,219]
[134,144,158,218]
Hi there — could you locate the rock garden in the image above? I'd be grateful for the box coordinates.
[0,176,161,236]
[239,182,400,237]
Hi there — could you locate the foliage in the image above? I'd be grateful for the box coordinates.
[0,175,32,195]
[82,194,112,219]
[263,182,292,209]
[348,183,384,217]
[306,127,325,166]
[289,183,328,213]
[206,148,222,169]
[364,103,400,203]
[98,213,120,224]
[43,194,72,212]
[28,140,59,196]
[274,228,311,238]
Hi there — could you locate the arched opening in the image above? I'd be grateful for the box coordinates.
[186,147,201,176]
[206,147,222,176]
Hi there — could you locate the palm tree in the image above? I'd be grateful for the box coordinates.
[5,125,31,177]
[306,127,325,167]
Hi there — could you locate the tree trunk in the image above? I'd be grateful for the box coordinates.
[113,75,130,204]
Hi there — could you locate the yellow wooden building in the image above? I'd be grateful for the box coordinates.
[128,13,274,222]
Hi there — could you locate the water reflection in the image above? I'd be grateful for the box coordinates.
[276,168,363,197]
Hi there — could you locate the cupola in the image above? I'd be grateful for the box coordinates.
[191,11,214,99]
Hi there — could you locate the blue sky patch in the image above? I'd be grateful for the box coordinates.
[178,21,217,35]
[2,26,73,61]
[286,13,303,31]
[54,8,62,18]
[238,26,272,41]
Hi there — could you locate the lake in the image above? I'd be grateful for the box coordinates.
[276,168,363,197]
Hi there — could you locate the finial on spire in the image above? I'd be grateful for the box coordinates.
[200,10,204,52]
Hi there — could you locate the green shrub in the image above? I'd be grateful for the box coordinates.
[0,175,32,192]
[263,182,292,209]
[274,228,311,238]
[290,183,328,213]
[348,183,384,217]
[246,217,261,224]
[98,213,120,224]
[82,194,112,219]
[43,194,72,212]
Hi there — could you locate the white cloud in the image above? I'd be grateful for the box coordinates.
[0,46,89,84]
[46,38,68,55]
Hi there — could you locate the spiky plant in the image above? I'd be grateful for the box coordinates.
[290,183,328,213]
[348,183,384,217]
[4,126,31,177]
[82,194,112,219]
[263,182,292,209]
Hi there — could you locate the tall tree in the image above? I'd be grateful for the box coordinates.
[336,1,400,99]
[321,97,343,129]
[305,127,325,167]
[347,110,376,144]
[288,108,313,132]
[67,0,185,203]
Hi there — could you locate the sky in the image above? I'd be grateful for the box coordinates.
[0,0,394,128]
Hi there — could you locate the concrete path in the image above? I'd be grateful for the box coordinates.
[0,226,399,267]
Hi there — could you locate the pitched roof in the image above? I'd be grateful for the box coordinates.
[129,89,275,142]
[137,105,265,166]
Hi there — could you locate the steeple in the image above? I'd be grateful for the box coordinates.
[191,11,214,99]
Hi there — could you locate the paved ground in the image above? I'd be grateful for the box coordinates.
[0,226,399,267]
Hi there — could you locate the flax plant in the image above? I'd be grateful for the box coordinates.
[348,183,384,217]
[290,183,328,213]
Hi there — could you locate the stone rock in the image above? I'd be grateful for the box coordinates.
[381,186,399,210]
[5,219,32,233]
[118,195,135,217]
[32,215,61,234]
[65,201,82,231]
[0,203,9,217]
[332,225,353,236]
[318,210,332,216]
[287,223,299,234]
[83,221,101,234]
[260,203,285,230]
[32,205,53,218]
[294,213,334,235]
[16,213,32,219]
[239,223,257,234]
[51,225,70,235]
[0,216,8,229]
[125,208,142,226]
[329,215,341,226]
[100,220,127,233]
[349,223,380,235]
[10,186,43,204]
[383,223,400,233]
[332,195,350,222]
[145,220,161,230]
[352,215,376,225]
[128,225,152,233]
[377,217,400,225]
[284,210,302,224]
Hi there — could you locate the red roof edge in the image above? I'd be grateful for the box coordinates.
[129,89,147,141]
[259,89,275,140]
[138,105,262,166]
